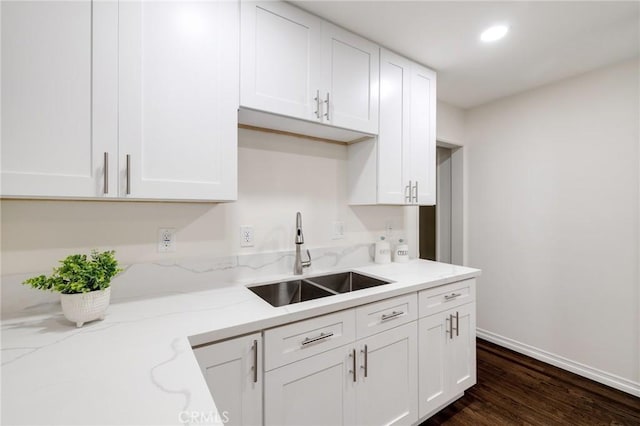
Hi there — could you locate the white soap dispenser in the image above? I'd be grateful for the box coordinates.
[374,236,391,264]
[394,238,409,263]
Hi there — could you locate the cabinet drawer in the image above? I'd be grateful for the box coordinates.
[264,309,356,371]
[419,279,475,318]
[356,293,417,339]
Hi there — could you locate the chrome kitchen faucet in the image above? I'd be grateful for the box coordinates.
[294,212,312,275]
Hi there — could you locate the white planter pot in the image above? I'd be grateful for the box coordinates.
[60,287,111,328]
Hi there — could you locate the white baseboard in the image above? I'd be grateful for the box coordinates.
[476,328,640,398]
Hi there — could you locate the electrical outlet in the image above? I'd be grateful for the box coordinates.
[158,228,176,252]
[240,225,254,247]
[332,221,345,240]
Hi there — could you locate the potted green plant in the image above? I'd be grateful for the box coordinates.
[23,250,122,327]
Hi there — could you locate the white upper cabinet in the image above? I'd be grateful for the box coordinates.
[409,64,437,205]
[1,0,118,198]
[240,1,379,135]
[240,1,322,121]
[1,0,238,201]
[348,49,436,205]
[321,23,379,134]
[119,0,238,200]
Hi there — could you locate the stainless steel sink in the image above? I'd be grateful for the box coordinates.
[306,271,391,294]
[248,272,392,307]
[248,279,334,307]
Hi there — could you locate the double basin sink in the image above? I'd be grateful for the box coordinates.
[248,272,392,307]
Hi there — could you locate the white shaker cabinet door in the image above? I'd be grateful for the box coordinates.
[265,345,356,426]
[418,312,449,419]
[193,333,262,426]
[356,321,418,426]
[377,49,412,204]
[240,1,322,122]
[449,303,477,396]
[409,64,436,206]
[1,0,118,198]
[321,23,379,134]
[118,0,238,200]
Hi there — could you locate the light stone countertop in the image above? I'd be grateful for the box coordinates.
[1,259,480,426]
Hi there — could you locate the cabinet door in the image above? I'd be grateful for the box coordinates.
[119,0,238,200]
[357,322,418,426]
[193,333,262,426]
[240,1,322,121]
[265,345,356,426]
[449,303,477,395]
[321,23,379,134]
[418,312,449,419]
[377,49,412,204]
[1,0,117,198]
[409,64,436,205]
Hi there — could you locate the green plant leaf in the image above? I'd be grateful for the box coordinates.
[22,250,123,294]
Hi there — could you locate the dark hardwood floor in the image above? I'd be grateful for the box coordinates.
[422,339,640,426]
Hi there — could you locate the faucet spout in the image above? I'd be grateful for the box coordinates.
[294,212,311,275]
[295,212,304,245]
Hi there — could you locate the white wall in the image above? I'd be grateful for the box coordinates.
[466,58,639,387]
[1,128,406,275]
[437,100,466,145]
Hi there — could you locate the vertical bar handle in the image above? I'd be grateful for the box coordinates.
[455,312,459,337]
[413,181,419,203]
[405,180,412,203]
[448,314,454,339]
[103,152,109,194]
[324,92,330,121]
[314,90,321,119]
[126,154,131,195]
[252,339,258,383]
[350,348,357,382]
[362,345,368,378]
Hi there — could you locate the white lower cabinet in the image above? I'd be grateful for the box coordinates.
[265,321,417,426]
[418,303,476,419]
[193,282,476,426]
[193,333,262,426]
[265,344,356,426]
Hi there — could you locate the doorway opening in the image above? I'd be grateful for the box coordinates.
[419,143,463,264]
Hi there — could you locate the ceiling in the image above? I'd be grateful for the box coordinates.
[292,1,640,109]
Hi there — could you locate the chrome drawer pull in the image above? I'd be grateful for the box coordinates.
[301,331,334,346]
[444,292,462,301]
[381,310,404,321]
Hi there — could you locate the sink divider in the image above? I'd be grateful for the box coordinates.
[302,279,341,295]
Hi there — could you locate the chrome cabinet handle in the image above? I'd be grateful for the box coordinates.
[324,92,330,121]
[361,345,368,378]
[413,181,418,203]
[447,314,454,339]
[381,310,404,321]
[444,293,462,301]
[252,340,258,383]
[103,152,109,194]
[314,89,321,119]
[301,331,334,346]
[349,348,357,382]
[455,311,459,337]
[126,154,131,195]
[405,180,412,203]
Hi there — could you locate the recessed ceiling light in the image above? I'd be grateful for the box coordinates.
[480,25,509,42]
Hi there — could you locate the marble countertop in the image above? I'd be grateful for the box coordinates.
[1,259,480,426]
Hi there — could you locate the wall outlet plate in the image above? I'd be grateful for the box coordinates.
[240,225,254,247]
[158,228,176,252]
